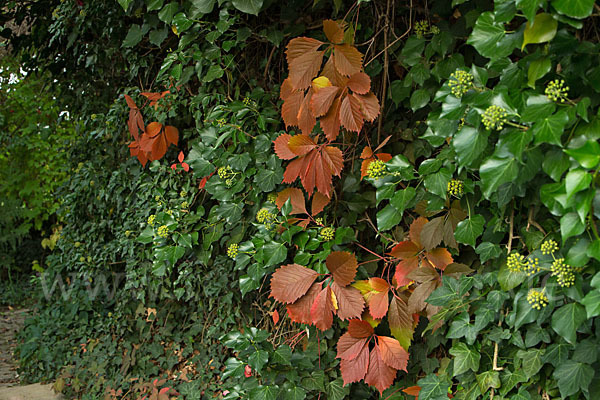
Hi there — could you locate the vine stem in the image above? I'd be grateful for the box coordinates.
[507,203,514,254]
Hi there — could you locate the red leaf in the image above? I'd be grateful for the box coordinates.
[288,134,317,156]
[182,162,189,172]
[286,37,323,64]
[331,282,365,320]
[333,44,363,76]
[297,89,317,135]
[310,86,339,117]
[244,365,252,378]
[151,133,169,160]
[274,134,296,160]
[178,151,184,162]
[311,191,330,215]
[367,278,389,319]
[354,92,380,122]
[389,241,420,259]
[146,122,163,137]
[410,217,428,249]
[272,310,280,325]
[365,344,397,395]
[283,157,303,184]
[388,297,413,350]
[323,145,344,177]
[124,94,137,109]
[171,163,177,170]
[311,286,334,330]
[403,386,421,397]
[340,341,369,385]
[287,282,321,324]
[425,248,453,270]
[336,332,368,360]
[320,96,342,142]
[275,188,307,215]
[165,125,179,146]
[376,153,392,162]
[347,319,374,338]
[360,146,373,159]
[394,257,420,288]
[340,94,364,133]
[360,159,373,179]
[326,251,358,286]
[377,336,409,371]
[347,72,371,94]
[270,264,319,304]
[289,50,325,90]
[323,19,344,43]
[281,90,304,129]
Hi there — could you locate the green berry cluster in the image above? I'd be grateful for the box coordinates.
[448,70,474,97]
[545,79,569,102]
[414,20,434,38]
[181,201,189,209]
[180,190,187,198]
[527,289,548,310]
[257,208,275,225]
[541,239,559,255]
[447,179,464,197]
[157,225,169,238]
[507,253,526,273]
[218,166,236,186]
[524,257,540,277]
[315,217,324,226]
[147,214,156,226]
[482,105,508,130]
[227,243,239,259]
[366,160,387,179]
[320,227,335,241]
[551,258,575,287]
[267,193,278,203]
[242,96,257,107]
[216,118,227,127]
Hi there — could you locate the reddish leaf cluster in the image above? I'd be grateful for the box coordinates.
[274,187,330,226]
[337,319,408,394]
[124,94,179,167]
[360,145,392,179]
[170,151,190,172]
[276,19,381,197]
[270,252,364,330]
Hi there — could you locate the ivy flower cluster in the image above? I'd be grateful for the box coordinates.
[366,160,387,179]
[320,227,335,241]
[256,208,275,226]
[227,243,239,259]
[545,79,569,102]
[482,105,508,130]
[267,193,278,203]
[550,258,575,287]
[414,20,439,38]
[157,225,169,239]
[447,179,464,197]
[218,166,236,186]
[527,289,548,310]
[147,214,156,227]
[448,70,474,97]
[506,253,539,275]
[541,239,559,255]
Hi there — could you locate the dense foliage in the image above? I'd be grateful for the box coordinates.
[2,0,600,399]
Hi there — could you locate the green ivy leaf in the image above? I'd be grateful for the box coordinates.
[581,289,600,318]
[552,0,595,19]
[272,345,292,366]
[479,156,519,199]
[527,57,551,88]
[553,360,594,398]
[248,349,269,373]
[254,167,283,192]
[551,302,586,344]
[424,167,451,198]
[416,374,450,400]
[564,140,600,169]
[149,27,169,46]
[560,212,585,242]
[377,204,402,231]
[190,0,216,14]
[410,89,430,111]
[158,2,179,24]
[475,242,502,263]
[449,342,480,376]
[543,343,572,367]
[522,13,557,50]
[249,385,278,400]
[500,369,527,396]
[454,215,485,248]
[452,127,488,167]
[510,387,532,400]
[476,370,500,395]
[516,349,544,379]
[286,386,307,400]
[467,12,518,60]
[325,378,349,400]
[122,25,144,48]
[118,0,133,11]
[232,0,263,15]
[542,149,570,181]
[531,110,569,145]
[203,65,224,82]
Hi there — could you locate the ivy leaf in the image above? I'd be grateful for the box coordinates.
[286,386,307,400]
[326,251,358,287]
[564,140,600,169]
[424,167,451,198]
[248,349,269,373]
[527,57,551,88]
[522,13,557,50]
[452,127,488,167]
[231,0,264,15]
[500,369,527,396]
[117,0,133,11]
[410,89,430,111]
[531,111,569,145]
[249,385,277,400]
[551,302,586,344]
[552,0,595,19]
[479,156,519,199]
[476,370,500,395]
[467,12,517,60]
[454,215,485,248]
[122,25,144,48]
[325,378,349,400]
[416,374,450,400]
[158,2,179,24]
[475,242,502,263]
[516,349,544,379]
[553,360,594,398]
[272,345,292,366]
[560,212,585,243]
[270,264,319,303]
[581,289,600,318]
[449,342,480,376]
[254,167,283,192]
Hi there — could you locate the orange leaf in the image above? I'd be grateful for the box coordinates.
[310,86,339,117]
[286,37,323,64]
[289,50,325,90]
[360,146,373,159]
[354,92,380,122]
[270,264,319,303]
[377,336,409,372]
[311,286,334,330]
[340,341,369,385]
[151,133,169,160]
[322,145,344,176]
[394,257,420,288]
[296,89,317,134]
[331,282,365,320]
[376,153,392,162]
[367,278,389,319]
[178,151,184,163]
[311,191,330,215]
[410,217,428,249]
[340,94,364,132]
[389,241,420,259]
[336,332,368,360]
[320,96,342,142]
[288,134,317,156]
[272,310,280,325]
[275,188,307,215]
[287,282,321,324]
[164,125,178,146]
[146,122,163,137]
[347,72,371,94]
[347,319,374,338]
[321,55,347,87]
[360,159,373,179]
[365,344,397,395]
[326,251,358,287]
[274,134,296,160]
[283,157,303,184]
[425,248,453,270]
[403,386,421,397]
[323,19,344,43]
[124,94,137,109]
[281,90,304,128]
[333,44,363,76]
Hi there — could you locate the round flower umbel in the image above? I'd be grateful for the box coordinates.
[524,257,540,277]
[320,227,335,241]
[227,243,239,259]
[147,214,156,227]
[157,225,169,239]
[551,258,575,287]
[541,239,559,255]
[218,166,236,187]
[414,20,430,38]
[267,193,278,203]
[448,70,474,97]
[527,289,548,310]
[482,105,508,130]
[447,179,464,197]
[366,160,387,179]
[545,79,569,103]
[507,253,526,273]
[256,208,275,226]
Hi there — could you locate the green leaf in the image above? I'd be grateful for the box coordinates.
[476,371,500,395]
[249,385,278,400]
[560,212,585,242]
[565,168,592,201]
[553,360,594,398]
[500,369,527,396]
[542,149,570,181]
[122,25,144,48]
[417,374,450,400]
[286,386,307,400]
[516,349,544,379]
[467,12,518,60]
[565,140,600,169]
[454,215,485,248]
[248,349,269,373]
[479,156,519,199]
[190,0,216,14]
[158,2,179,24]
[531,110,569,145]
[476,242,502,263]
[424,167,451,198]
[452,127,488,167]
[377,204,402,231]
[449,342,480,376]
[232,0,263,15]
[551,303,586,344]
[543,343,571,367]
[410,89,430,111]
[262,242,287,267]
[390,187,416,215]
[254,168,282,192]
[203,65,224,82]
[510,388,532,400]
[239,274,259,297]
[149,27,169,46]
[527,57,551,87]
[173,12,193,34]
[147,0,165,11]
[581,289,600,318]
[118,0,133,11]
[522,13,557,50]
[325,378,349,400]
[552,0,595,19]
[272,345,292,366]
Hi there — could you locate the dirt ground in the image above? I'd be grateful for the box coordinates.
[0,308,61,400]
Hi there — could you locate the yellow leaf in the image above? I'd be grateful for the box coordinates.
[311,76,332,91]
